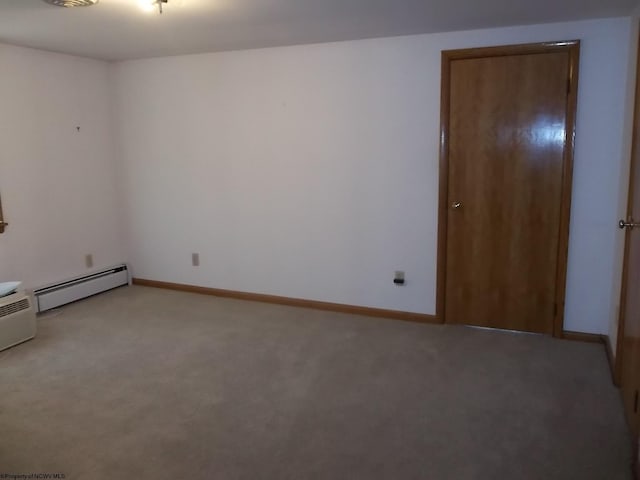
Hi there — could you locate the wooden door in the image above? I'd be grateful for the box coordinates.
[616,29,640,438]
[438,42,580,335]
[0,192,7,234]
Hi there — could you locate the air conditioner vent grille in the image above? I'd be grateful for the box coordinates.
[0,298,30,319]
[42,0,99,7]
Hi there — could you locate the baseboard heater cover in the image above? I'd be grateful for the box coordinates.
[33,265,129,313]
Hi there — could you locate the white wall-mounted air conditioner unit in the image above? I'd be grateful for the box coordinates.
[0,291,36,351]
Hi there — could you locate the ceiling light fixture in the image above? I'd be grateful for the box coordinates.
[42,0,99,6]
[139,0,168,14]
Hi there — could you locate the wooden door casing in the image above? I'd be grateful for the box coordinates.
[437,42,580,335]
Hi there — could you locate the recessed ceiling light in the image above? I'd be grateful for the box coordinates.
[42,0,99,6]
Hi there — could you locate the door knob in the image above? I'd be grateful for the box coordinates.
[619,219,640,230]
[451,202,462,210]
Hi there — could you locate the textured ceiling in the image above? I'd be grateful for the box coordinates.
[0,0,637,61]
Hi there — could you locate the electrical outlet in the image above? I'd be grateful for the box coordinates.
[192,253,200,267]
[85,254,94,269]
[394,271,405,285]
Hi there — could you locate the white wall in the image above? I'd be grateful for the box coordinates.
[0,44,125,289]
[114,17,632,334]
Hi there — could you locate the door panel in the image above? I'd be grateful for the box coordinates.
[444,50,573,334]
[0,192,7,234]
[618,30,640,437]
[0,189,15,280]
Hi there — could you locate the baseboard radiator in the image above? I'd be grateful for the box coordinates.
[33,265,129,313]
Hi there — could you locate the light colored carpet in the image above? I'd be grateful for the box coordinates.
[0,285,631,479]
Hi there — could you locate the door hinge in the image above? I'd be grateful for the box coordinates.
[634,390,638,413]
